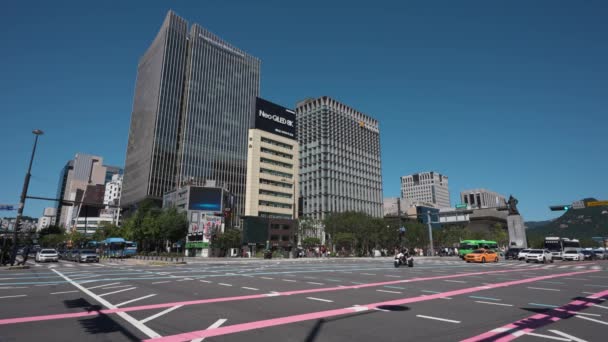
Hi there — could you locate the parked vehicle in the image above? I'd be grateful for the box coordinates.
[67,249,80,261]
[525,249,553,263]
[77,250,99,263]
[580,250,597,260]
[465,249,499,263]
[35,249,58,262]
[517,249,531,261]
[562,249,584,261]
[593,249,606,260]
[505,248,523,260]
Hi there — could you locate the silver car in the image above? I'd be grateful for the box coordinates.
[35,249,59,262]
[562,250,584,261]
[517,249,531,261]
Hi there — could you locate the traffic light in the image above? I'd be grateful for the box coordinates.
[549,205,570,211]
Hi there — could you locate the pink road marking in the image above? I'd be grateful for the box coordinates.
[0,266,546,326]
[461,288,608,342]
[142,269,600,342]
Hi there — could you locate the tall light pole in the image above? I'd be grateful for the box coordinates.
[10,129,44,266]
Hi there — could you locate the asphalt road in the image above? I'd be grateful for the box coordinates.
[0,257,606,341]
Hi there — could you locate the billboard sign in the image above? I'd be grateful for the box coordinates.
[254,97,296,139]
[188,187,222,211]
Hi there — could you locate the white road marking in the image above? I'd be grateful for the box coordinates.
[98,287,137,297]
[360,273,376,275]
[385,275,401,278]
[0,295,27,299]
[591,304,608,310]
[549,330,589,342]
[101,285,133,290]
[444,280,467,283]
[376,289,401,294]
[306,297,333,303]
[199,280,212,283]
[241,287,259,291]
[152,281,172,284]
[575,315,608,325]
[527,287,561,292]
[307,282,324,285]
[523,332,570,341]
[573,312,602,317]
[139,305,184,324]
[0,286,28,289]
[260,277,274,280]
[282,279,296,282]
[50,290,79,295]
[416,315,460,324]
[115,294,157,307]
[51,269,160,338]
[191,318,227,342]
[218,283,232,287]
[475,301,513,307]
[86,282,121,290]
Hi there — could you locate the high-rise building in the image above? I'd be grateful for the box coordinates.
[460,188,505,209]
[122,11,260,221]
[245,98,299,219]
[296,96,383,219]
[401,171,450,209]
[38,207,56,231]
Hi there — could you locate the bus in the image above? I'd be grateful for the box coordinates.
[99,238,137,258]
[544,237,581,260]
[459,240,498,259]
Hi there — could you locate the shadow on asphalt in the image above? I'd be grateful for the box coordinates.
[62,298,139,341]
[304,306,410,342]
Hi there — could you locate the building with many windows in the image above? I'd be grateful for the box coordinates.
[401,171,451,209]
[460,188,506,209]
[245,98,299,219]
[296,96,383,220]
[122,10,260,221]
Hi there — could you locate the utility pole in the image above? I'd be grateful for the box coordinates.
[10,129,44,266]
[427,210,434,256]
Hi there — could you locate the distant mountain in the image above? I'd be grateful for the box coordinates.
[525,220,552,229]
[527,198,608,242]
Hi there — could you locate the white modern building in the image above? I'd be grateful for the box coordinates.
[460,189,506,209]
[104,174,123,225]
[37,207,56,230]
[401,171,450,209]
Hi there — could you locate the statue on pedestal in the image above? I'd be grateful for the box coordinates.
[505,195,519,216]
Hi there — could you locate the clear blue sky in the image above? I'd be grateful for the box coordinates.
[1,0,606,221]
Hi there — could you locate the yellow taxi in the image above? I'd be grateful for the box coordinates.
[465,249,499,263]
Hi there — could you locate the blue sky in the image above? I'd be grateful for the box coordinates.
[1,0,606,221]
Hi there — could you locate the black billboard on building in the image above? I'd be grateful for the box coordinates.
[254,98,296,139]
[188,187,222,211]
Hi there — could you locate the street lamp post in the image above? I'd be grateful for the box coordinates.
[10,129,44,266]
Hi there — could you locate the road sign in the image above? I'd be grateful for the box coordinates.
[0,204,15,211]
[455,204,467,209]
[572,201,585,210]
[587,200,608,207]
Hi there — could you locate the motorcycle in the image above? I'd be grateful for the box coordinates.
[394,253,414,268]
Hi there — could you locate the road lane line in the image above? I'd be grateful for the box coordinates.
[444,280,467,283]
[461,288,608,342]
[282,279,296,282]
[575,315,608,325]
[592,304,608,309]
[50,269,160,339]
[385,275,400,278]
[98,287,136,297]
[116,294,157,307]
[260,277,274,280]
[50,290,79,295]
[101,285,133,290]
[528,303,559,308]
[0,295,27,299]
[139,305,184,324]
[475,301,513,307]
[1,268,596,327]
[86,282,121,290]
[241,287,259,291]
[527,287,560,291]
[469,295,501,301]
[199,280,212,283]
[549,330,589,342]
[376,289,401,294]
[191,319,227,342]
[152,281,172,284]
[307,282,324,285]
[218,283,232,287]
[306,297,333,303]
[522,332,570,341]
[416,315,460,323]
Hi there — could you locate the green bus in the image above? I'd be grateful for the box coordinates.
[459,240,498,259]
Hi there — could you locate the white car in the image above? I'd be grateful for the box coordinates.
[562,250,584,261]
[517,249,531,261]
[593,249,606,260]
[525,249,554,263]
[35,249,58,262]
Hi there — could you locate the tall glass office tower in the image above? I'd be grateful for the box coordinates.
[122,11,260,218]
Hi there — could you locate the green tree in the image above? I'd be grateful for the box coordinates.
[158,207,188,243]
[302,237,321,249]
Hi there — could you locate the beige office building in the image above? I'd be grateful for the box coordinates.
[245,98,299,219]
